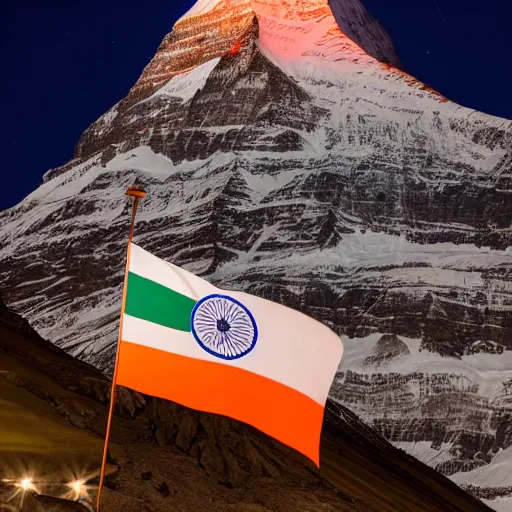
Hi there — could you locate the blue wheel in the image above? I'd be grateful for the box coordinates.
[190,294,258,360]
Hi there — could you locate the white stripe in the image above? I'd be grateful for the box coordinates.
[122,308,341,406]
[125,244,344,406]
[130,243,217,300]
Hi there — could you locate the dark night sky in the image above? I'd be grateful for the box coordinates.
[2,0,511,209]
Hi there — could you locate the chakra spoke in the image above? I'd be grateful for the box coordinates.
[191,295,258,360]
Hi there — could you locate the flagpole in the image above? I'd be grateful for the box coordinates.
[96,185,146,512]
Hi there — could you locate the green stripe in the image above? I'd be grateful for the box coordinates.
[125,272,196,332]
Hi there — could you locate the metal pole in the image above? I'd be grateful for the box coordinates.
[96,186,146,511]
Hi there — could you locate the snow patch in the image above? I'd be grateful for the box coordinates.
[482,498,512,512]
[106,146,177,177]
[451,445,512,488]
[395,441,455,467]
[147,57,221,103]
[339,333,512,400]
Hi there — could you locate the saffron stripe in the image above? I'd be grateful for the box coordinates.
[125,272,196,332]
[117,340,325,466]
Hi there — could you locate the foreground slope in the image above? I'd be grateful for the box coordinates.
[0,0,511,507]
[0,299,493,511]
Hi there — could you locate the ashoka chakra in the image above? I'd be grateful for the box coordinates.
[191,294,258,360]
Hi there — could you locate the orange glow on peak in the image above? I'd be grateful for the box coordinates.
[228,40,243,55]
[380,63,449,102]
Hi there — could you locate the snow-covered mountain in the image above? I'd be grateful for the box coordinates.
[1,0,511,509]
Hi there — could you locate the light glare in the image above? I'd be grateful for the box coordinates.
[20,478,32,491]
[72,480,83,493]
[68,479,89,500]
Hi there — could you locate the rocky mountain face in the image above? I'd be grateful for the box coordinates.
[0,298,491,512]
[0,0,511,510]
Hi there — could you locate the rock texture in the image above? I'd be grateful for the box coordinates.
[0,299,493,511]
[0,0,511,510]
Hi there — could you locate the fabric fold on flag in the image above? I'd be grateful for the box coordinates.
[117,243,344,465]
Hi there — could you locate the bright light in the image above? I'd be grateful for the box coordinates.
[20,478,33,491]
[68,479,87,500]
[71,481,83,494]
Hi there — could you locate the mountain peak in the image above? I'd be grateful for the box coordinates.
[177,0,401,69]
[128,0,400,106]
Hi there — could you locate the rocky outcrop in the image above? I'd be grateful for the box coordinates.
[363,334,410,365]
[0,0,511,509]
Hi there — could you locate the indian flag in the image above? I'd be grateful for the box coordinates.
[117,243,343,465]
